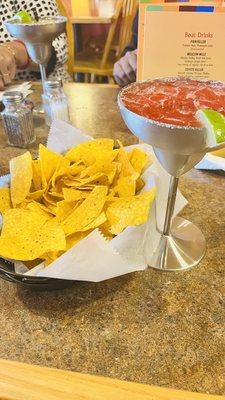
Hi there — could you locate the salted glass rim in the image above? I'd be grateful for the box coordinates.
[5,16,67,26]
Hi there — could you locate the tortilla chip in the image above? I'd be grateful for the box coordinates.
[42,189,64,207]
[81,212,107,231]
[115,176,136,197]
[42,201,57,215]
[0,209,66,260]
[109,162,122,187]
[81,150,119,178]
[136,177,145,193]
[115,147,139,179]
[49,190,64,198]
[23,259,42,270]
[106,187,156,234]
[10,151,32,207]
[99,224,114,241]
[69,163,85,176]
[28,188,45,202]
[42,251,61,266]
[66,231,90,250]
[54,179,67,194]
[62,186,108,235]
[29,202,56,216]
[63,173,106,188]
[107,163,119,184]
[39,144,63,185]
[74,186,96,192]
[17,200,30,209]
[56,200,78,222]
[51,157,71,189]
[32,160,42,191]
[26,201,53,221]
[63,188,83,202]
[0,188,12,213]
[129,148,149,175]
[106,188,116,201]
[66,139,114,164]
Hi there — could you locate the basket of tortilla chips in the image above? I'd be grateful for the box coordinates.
[0,132,158,289]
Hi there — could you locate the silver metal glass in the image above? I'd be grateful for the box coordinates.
[118,79,225,272]
[5,16,67,112]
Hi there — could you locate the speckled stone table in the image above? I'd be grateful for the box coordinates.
[0,83,225,396]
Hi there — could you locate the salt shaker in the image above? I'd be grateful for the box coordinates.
[1,91,35,148]
[42,79,70,126]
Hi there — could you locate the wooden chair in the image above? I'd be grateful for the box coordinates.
[56,0,75,78]
[57,0,138,82]
[117,0,138,59]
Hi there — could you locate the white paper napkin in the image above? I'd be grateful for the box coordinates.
[196,153,225,172]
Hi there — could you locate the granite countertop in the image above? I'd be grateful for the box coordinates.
[0,83,225,395]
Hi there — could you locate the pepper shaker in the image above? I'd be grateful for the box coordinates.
[1,91,35,148]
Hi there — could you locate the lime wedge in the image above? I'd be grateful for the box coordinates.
[14,11,33,23]
[196,109,225,147]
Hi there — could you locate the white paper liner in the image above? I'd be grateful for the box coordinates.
[25,230,143,282]
[1,120,188,282]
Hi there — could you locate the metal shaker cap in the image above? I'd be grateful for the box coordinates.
[2,91,24,105]
[44,79,62,90]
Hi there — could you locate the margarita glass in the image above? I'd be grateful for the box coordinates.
[118,77,225,271]
[5,16,67,112]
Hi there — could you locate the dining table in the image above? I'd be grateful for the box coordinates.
[0,82,225,396]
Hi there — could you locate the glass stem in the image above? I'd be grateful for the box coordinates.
[39,64,46,92]
[163,176,179,236]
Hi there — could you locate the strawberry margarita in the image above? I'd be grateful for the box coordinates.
[121,78,225,128]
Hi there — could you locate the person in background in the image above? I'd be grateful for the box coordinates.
[0,0,70,91]
[113,11,138,87]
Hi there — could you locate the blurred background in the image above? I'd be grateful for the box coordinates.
[57,0,138,83]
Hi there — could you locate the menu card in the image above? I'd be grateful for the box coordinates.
[137,0,225,81]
